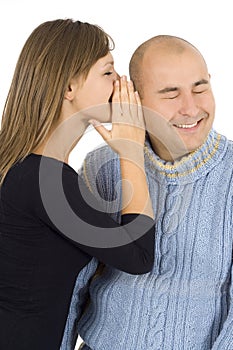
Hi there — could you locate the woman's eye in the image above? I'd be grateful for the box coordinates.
[104,71,113,76]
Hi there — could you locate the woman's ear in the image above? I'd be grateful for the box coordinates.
[64,79,78,101]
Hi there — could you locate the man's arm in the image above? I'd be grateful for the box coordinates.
[211,261,233,349]
[79,145,122,222]
[60,258,98,350]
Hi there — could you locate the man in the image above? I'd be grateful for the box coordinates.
[62,35,233,349]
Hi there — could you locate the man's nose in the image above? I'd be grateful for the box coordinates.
[179,93,199,117]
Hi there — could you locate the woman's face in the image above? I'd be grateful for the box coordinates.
[72,52,118,120]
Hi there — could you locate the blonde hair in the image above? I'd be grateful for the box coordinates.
[0,19,114,185]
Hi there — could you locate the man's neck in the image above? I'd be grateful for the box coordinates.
[147,135,192,162]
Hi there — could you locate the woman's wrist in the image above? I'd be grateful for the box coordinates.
[118,143,145,167]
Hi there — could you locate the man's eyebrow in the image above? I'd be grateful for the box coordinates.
[158,87,178,94]
[157,79,209,94]
[193,79,209,87]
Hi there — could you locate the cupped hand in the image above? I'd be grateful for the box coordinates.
[89,76,145,159]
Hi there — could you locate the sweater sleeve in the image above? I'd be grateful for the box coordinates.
[211,261,233,349]
[79,146,122,223]
[36,155,155,275]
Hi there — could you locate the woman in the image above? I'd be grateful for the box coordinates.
[0,19,154,349]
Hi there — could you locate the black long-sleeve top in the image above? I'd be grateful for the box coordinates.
[0,154,154,350]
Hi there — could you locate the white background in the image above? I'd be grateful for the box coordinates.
[1,0,233,348]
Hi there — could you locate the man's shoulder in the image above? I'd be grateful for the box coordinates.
[79,145,120,187]
[222,135,233,159]
[85,144,118,162]
[218,135,233,184]
[79,145,122,205]
[226,137,233,150]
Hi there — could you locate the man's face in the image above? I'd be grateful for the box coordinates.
[140,45,215,161]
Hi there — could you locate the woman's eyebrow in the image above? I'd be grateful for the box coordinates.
[103,60,114,67]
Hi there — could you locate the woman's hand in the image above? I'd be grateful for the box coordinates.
[89,76,145,161]
[89,76,153,219]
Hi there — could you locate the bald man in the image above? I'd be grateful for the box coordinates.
[62,36,233,350]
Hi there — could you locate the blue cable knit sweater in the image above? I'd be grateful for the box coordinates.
[61,129,233,350]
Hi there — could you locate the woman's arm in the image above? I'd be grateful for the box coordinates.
[89,76,154,220]
[36,76,155,274]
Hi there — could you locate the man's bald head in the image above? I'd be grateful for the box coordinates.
[129,35,206,97]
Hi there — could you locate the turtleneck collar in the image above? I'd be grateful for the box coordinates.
[144,129,228,184]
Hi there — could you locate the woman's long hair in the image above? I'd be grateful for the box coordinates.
[0,19,114,185]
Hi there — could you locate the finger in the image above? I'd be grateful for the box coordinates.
[111,81,122,123]
[135,91,145,127]
[128,80,138,123]
[120,76,128,103]
[88,119,111,142]
[112,80,120,103]
[128,80,137,106]
[120,76,130,117]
